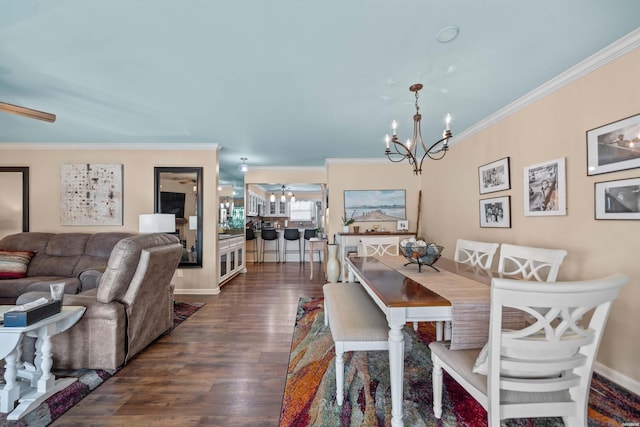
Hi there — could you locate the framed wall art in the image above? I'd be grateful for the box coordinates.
[479,196,511,228]
[595,177,640,220]
[60,163,123,226]
[343,189,406,222]
[478,157,510,194]
[524,157,566,216]
[587,113,640,176]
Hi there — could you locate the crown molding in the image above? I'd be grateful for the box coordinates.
[325,158,387,166]
[0,142,220,151]
[248,165,326,172]
[454,28,640,144]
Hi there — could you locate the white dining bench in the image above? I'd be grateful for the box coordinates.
[322,282,389,405]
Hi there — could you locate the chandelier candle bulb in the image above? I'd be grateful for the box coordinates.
[385,135,390,149]
[392,120,397,136]
[445,113,451,131]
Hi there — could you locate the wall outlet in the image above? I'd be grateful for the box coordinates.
[177,269,183,278]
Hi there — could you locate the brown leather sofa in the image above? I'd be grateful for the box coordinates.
[12,232,183,370]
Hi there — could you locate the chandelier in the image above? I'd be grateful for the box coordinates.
[384,83,452,175]
[270,185,295,203]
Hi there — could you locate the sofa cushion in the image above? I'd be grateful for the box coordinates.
[25,233,90,278]
[0,250,36,279]
[72,232,133,277]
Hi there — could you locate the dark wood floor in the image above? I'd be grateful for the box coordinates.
[53,261,326,427]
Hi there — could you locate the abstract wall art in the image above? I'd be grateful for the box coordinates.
[60,163,123,226]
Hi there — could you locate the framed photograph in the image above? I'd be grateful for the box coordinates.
[480,196,511,228]
[595,177,640,220]
[524,157,566,216]
[396,220,408,231]
[587,113,640,176]
[343,190,406,222]
[478,157,510,194]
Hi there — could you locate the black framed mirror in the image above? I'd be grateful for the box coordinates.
[0,167,29,235]
[154,167,203,268]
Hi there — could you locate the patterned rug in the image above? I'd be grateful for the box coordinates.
[280,297,640,426]
[0,301,204,427]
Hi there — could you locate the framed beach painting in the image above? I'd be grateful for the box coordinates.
[478,157,510,194]
[479,196,511,228]
[595,177,640,220]
[343,190,406,222]
[587,113,640,176]
[524,158,566,216]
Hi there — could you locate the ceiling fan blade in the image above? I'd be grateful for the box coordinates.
[0,101,56,123]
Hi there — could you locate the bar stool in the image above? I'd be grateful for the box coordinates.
[283,228,302,263]
[302,229,319,263]
[245,228,258,263]
[260,228,280,263]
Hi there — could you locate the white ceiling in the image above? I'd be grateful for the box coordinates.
[1,1,639,194]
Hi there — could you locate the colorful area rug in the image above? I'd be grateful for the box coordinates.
[0,301,204,427]
[280,297,640,426]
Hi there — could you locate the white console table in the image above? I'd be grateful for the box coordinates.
[335,232,415,282]
[0,305,85,420]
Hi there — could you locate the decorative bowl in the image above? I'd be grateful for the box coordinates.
[399,239,444,272]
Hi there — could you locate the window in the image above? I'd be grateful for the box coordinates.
[289,200,314,221]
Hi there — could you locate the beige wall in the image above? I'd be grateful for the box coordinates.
[326,160,422,240]
[0,144,220,294]
[422,47,640,385]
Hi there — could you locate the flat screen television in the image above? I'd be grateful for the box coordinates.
[160,191,186,218]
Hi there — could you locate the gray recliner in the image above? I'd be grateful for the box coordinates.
[17,233,183,370]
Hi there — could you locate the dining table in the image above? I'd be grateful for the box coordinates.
[344,255,521,427]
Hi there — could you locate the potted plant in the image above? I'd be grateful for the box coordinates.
[341,211,356,233]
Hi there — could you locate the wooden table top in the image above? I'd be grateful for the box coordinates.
[346,257,451,308]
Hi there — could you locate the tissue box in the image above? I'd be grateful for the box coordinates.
[3,300,62,327]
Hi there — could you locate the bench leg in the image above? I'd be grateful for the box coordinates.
[335,343,344,406]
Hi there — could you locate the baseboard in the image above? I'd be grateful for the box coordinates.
[174,288,220,296]
[594,362,640,395]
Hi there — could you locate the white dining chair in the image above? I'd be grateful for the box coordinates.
[498,243,567,281]
[359,236,399,257]
[432,239,500,338]
[430,273,628,426]
[454,239,500,270]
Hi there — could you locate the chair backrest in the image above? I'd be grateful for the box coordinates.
[303,229,316,240]
[498,243,567,281]
[261,228,278,241]
[454,239,499,270]
[483,274,628,424]
[246,228,256,241]
[283,228,300,241]
[360,236,399,257]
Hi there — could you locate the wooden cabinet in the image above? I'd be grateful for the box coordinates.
[218,235,245,285]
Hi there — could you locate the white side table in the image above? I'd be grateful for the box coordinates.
[0,305,85,420]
